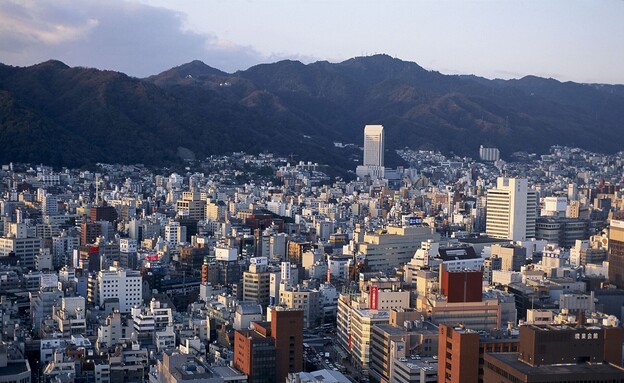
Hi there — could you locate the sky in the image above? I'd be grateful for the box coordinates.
[0,0,623,84]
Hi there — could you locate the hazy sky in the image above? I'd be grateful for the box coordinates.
[1,0,623,83]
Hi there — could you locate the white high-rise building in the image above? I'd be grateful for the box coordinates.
[164,221,185,247]
[486,177,537,241]
[96,268,142,313]
[357,125,385,179]
[363,125,384,167]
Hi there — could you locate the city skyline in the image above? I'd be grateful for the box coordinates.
[0,145,623,382]
[0,1,623,83]
[1,1,624,381]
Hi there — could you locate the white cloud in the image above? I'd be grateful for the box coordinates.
[0,0,268,76]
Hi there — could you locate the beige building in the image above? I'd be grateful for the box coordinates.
[350,308,391,369]
[205,199,227,221]
[243,263,272,309]
[370,309,439,383]
[279,287,320,329]
[337,289,411,371]
[356,225,439,272]
[491,243,526,272]
[52,296,86,337]
[415,294,502,331]
[175,192,205,220]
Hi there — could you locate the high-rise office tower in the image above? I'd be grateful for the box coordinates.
[608,218,624,288]
[363,124,384,167]
[486,177,537,241]
[357,125,386,179]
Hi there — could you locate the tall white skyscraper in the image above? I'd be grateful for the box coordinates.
[363,124,384,167]
[357,124,385,179]
[486,177,537,241]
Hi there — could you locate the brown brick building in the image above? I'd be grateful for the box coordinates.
[233,308,303,383]
[440,269,483,303]
[271,308,303,383]
[81,221,101,245]
[90,205,118,223]
[483,324,624,383]
[438,324,519,383]
[233,322,276,383]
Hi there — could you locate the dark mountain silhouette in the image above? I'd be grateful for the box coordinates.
[1,55,623,174]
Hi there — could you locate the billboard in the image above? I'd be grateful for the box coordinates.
[369,285,379,310]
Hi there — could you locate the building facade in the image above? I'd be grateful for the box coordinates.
[486,177,537,241]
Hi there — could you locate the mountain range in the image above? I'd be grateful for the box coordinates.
[1,54,623,174]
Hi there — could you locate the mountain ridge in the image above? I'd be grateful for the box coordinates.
[1,55,623,174]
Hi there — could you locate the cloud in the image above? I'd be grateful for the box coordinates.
[0,0,268,76]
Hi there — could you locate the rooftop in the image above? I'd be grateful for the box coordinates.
[395,357,438,372]
[486,352,624,376]
[210,366,246,379]
[353,309,390,319]
[374,321,438,335]
[460,237,510,244]
[0,361,29,376]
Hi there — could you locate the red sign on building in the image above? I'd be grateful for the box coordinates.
[369,286,379,310]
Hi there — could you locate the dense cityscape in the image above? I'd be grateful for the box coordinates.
[0,125,622,382]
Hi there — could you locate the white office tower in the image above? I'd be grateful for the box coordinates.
[357,124,385,179]
[96,268,142,313]
[486,177,537,241]
[363,125,384,166]
[164,221,186,247]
